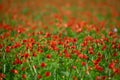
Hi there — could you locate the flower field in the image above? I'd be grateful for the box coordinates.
[0,0,120,80]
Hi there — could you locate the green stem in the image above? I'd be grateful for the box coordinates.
[3,52,6,73]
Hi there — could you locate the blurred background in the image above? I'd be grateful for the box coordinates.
[0,0,120,30]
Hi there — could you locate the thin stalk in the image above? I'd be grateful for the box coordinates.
[3,52,6,73]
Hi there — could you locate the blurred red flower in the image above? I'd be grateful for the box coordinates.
[40,62,46,68]
[11,69,18,74]
[46,54,51,59]
[37,74,42,79]
[22,74,26,79]
[45,71,51,77]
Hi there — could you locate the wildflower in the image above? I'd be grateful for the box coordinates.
[95,65,103,72]
[37,74,42,79]
[108,31,113,36]
[0,44,3,49]
[11,69,18,74]
[13,58,22,65]
[45,32,51,38]
[12,42,21,49]
[93,58,101,65]
[96,76,106,80]
[102,45,106,51]
[23,53,30,58]
[45,71,51,77]
[65,53,71,58]
[5,46,11,53]
[17,27,25,34]
[81,62,86,66]
[32,52,37,57]
[22,74,26,79]
[21,67,26,71]
[112,44,116,49]
[40,62,46,68]
[46,54,51,59]
[71,45,76,49]
[50,41,57,48]
[113,52,118,57]
[72,76,78,80]
[109,62,115,69]
[72,66,76,69]
[0,73,5,79]
[78,53,88,59]
[118,43,120,49]
[88,46,94,54]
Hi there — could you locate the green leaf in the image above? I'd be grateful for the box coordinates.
[117,28,120,35]
[96,14,104,21]
[61,71,70,77]
[66,27,76,37]
[22,7,29,14]
[33,14,42,21]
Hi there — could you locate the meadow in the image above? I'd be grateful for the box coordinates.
[0,0,120,80]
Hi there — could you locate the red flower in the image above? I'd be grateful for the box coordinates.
[45,71,51,77]
[22,74,26,79]
[26,43,33,50]
[0,73,5,79]
[81,41,88,47]
[72,38,77,43]
[112,44,116,49]
[45,32,51,38]
[113,52,118,57]
[96,76,101,80]
[72,76,78,80]
[88,46,94,54]
[37,74,42,79]
[59,53,63,57]
[5,46,11,53]
[71,45,76,49]
[108,31,113,36]
[89,50,94,54]
[12,42,21,49]
[95,65,103,72]
[21,67,26,71]
[50,41,57,48]
[72,66,76,69]
[64,49,71,58]
[109,62,115,69]
[96,76,106,80]
[65,53,71,58]
[52,46,59,51]
[81,62,86,66]
[93,58,101,65]
[17,27,25,34]
[46,54,51,59]
[104,38,109,42]
[40,62,46,68]
[11,69,18,74]
[113,68,119,74]
[118,43,120,49]
[78,53,88,59]
[0,44,3,49]
[23,39,27,43]
[23,53,30,58]
[13,58,22,65]
[32,52,37,57]
[102,45,106,51]
[93,53,102,65]
[76,28,82,33]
